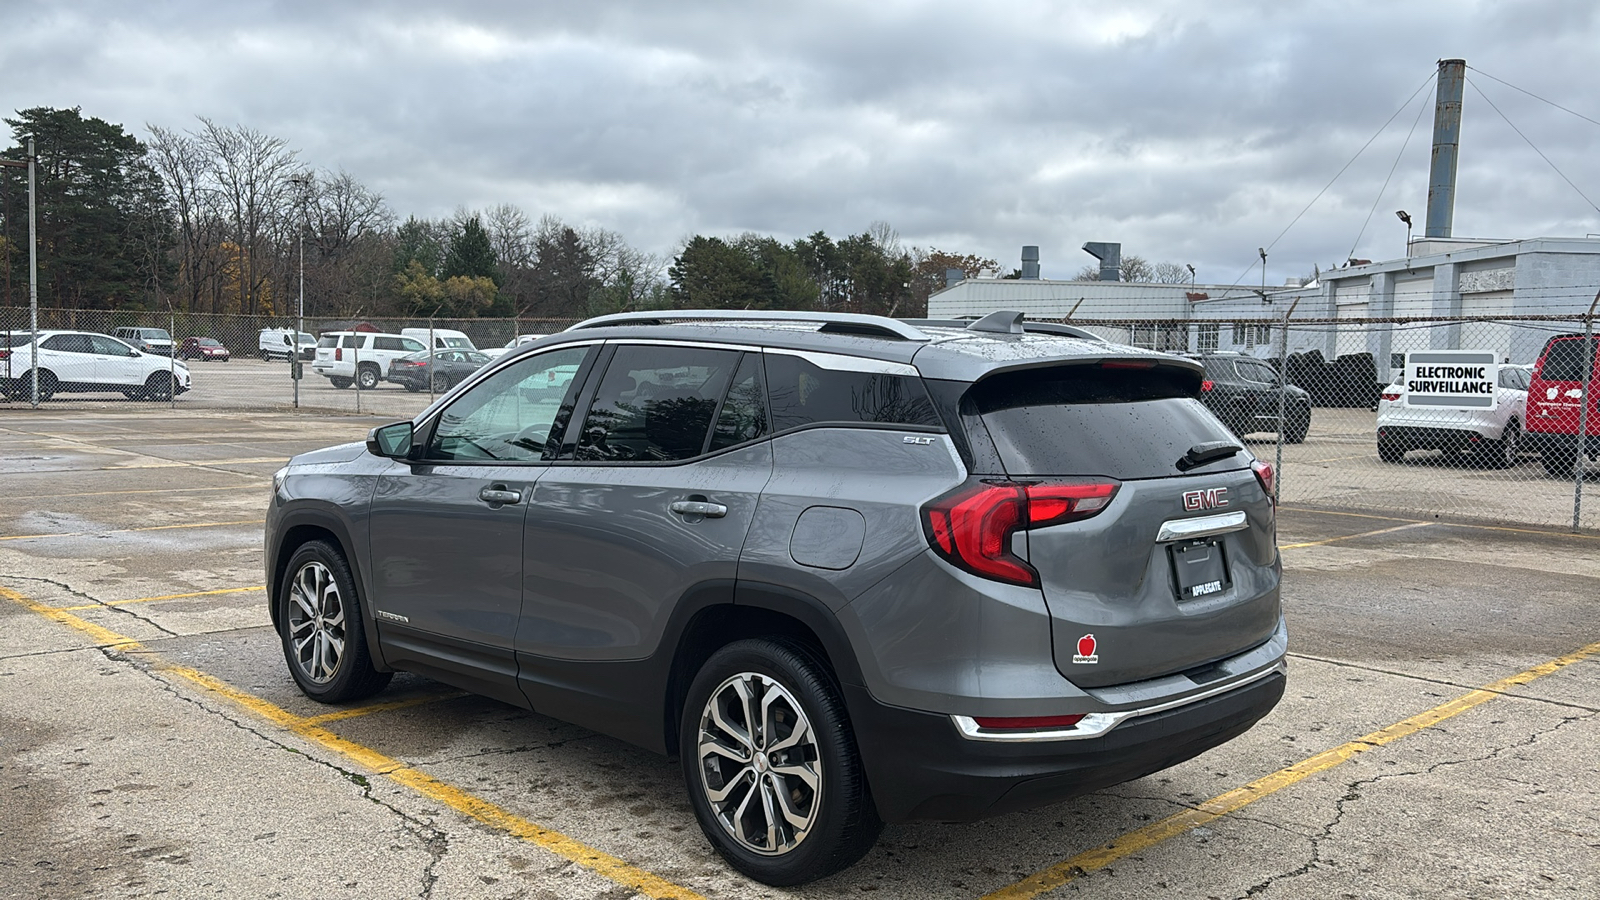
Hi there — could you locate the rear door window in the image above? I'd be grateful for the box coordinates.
[574,344,739,462]
[764,353,939,431]
[970,365,1242,478]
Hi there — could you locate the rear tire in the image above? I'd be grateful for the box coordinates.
[404,383,420,393]
[31,370,59,402]
[278,540,392,703]
[1541,445,1579,478]
[1486,420,1520,470]
[431,371,450,393]
[329,376,352,390]
[1378,436,1405,463]
[357,364,380,391]
[680,638,882,886]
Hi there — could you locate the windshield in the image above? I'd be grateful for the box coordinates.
[443,337,474,349]
[298,333,315,343]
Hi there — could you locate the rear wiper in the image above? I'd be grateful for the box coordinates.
[1177,440,1243,471]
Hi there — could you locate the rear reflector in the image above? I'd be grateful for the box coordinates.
[1201,379,1214,392]
[972,714,1086,730]
[1381,390,1401,402]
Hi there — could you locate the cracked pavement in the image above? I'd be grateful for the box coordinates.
[3,410,1599,899]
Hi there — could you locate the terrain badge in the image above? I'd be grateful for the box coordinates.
[1073,633,1099,664]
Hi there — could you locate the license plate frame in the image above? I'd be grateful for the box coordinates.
[1170,538,1230,601]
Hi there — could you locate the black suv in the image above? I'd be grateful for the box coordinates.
[1192,352,1312,443]
[266,310,1287,885]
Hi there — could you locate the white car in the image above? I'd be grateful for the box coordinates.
[1,330,191,401]
[311,331,427,390]
[482,333,546,359]
[1376,364,1531,467]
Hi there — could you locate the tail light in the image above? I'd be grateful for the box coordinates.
[335,347,343,361]
[923,479,1119,587]
[1380,389,1401,402]
[1252,460,1276,501]
[0,350,9,361]
[1201,379,1214,392]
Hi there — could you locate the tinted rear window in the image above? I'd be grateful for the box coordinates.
[764,353,939,431]
[970,365,1241,479]
[1538,338,1597,382]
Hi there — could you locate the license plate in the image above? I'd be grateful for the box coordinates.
[1170,539,1229,600]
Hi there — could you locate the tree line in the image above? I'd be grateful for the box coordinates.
[1,107,1003,321]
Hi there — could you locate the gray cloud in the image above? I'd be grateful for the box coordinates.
[4,0,1598,286]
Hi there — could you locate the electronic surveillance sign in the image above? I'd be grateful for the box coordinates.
[1403,351,1498,410]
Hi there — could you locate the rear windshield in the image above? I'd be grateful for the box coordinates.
[317,335,339,348]
[970,364,1243,479]
[1538,337,1597,382]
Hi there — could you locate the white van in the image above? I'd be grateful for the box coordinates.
[400,327,477,352]
[258,328,316,361]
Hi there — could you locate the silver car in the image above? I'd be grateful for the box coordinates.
[265,310,1287,885]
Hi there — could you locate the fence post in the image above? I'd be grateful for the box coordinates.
[1573,290,1600,532]
[168,307,177,410]
[428,318,436,403]
[1274,299,1300,502]
[354,337,362,415]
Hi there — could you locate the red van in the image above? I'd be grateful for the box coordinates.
[1525,334,1600,476]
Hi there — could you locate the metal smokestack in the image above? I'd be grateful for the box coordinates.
[1082,242,1121,282]
[1426,58,1466,239]
[1021,245,1040,280]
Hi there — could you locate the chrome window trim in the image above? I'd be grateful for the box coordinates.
[950,660,1286,743]
[764,348,920,377]
[1155,510,1249,543]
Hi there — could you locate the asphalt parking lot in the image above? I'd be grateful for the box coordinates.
[2,408,1598,899]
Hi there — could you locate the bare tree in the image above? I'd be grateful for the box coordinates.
[147,125,224,312]
[196,118,299,315]
[1151,261,1192,284]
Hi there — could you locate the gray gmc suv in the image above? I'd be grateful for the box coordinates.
[266,309,1287,885]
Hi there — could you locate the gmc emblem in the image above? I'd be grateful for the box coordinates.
[1182,487,1229,511]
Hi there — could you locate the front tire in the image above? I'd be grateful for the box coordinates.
[1283,407,1310,444]
[680,638,881,886]
[1541,444,1579,478]
[278,540,392,703]
[141,372,175,401]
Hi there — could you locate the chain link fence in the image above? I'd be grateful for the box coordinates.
[5,305,1597,531]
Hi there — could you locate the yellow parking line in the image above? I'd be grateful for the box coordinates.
[0,519,264,542]
[1277,522,1434,550]
[55,586,265,611]
[982,639,1600,900]
[0,584,706,900]
[100,456,287,470]
[300,691,470,726]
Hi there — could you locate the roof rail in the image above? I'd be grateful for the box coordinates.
[565,309,931,341]
[905,314,1108,343]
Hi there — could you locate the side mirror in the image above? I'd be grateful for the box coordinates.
[366,421,415,459]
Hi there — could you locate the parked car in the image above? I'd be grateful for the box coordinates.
[400,327,478,352]
[1376,364,1530,468]
[112,326,176,357]
[482,333,547,359]
[258,328,317,361]
[311,331,426,389]
[1,330,190,401]
[1190,352,1312,443]
[266,309,1286,886]
[178,336,231,362]
[1525,334,1600,477]
[384,349,492,392]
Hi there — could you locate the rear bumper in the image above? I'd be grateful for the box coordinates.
[849,663,1286,823]
[1378,424,1493,448]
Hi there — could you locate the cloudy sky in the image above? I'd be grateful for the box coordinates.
[4,1,1598,286]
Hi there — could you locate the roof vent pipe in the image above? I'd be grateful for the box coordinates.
[944,268,965,288]
[1021,245,1040,280]
[1082,242,1122,282]
[1426,58,1466,239]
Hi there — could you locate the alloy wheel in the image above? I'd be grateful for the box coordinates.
[286,560,346,683]
[696,672,822,856]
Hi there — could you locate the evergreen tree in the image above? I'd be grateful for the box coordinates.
[440,215,498,284]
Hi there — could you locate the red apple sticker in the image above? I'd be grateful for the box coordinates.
[1073,633,1099,664]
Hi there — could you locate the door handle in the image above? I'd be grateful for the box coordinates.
[478,486,522,506]
[670,500,727,518]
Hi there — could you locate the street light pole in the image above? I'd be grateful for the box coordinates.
[289,173,311,409]
[1,137,42,407]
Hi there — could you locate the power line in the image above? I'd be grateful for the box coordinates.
[1347,87,1431,262]
[1220,70,1437,294]
[1466,66,1600,130]
[1467,77,1600,216]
